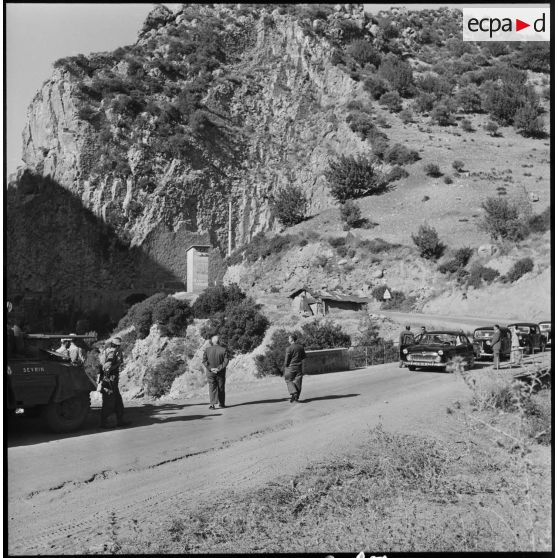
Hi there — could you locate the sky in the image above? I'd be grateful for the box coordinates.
[3,3,549,176]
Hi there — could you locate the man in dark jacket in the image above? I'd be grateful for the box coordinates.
[399,325,415,368]
[203,334,229,409]
[284,332,306,403]
[491,324,502,370]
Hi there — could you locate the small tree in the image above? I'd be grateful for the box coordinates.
[346,39,381,67]
[424,162,443,177]
[379,91,402,112]
[479,197,527,242]
[504,257,534,282]
[399,108,414,124]
[152,297,194,337]
[325,155,385,202]
[513,102,545,137]
[378,53,414,96]
[430,99,455,126]
[299,320,352,350]
[485,121,499,136]
[461,118,474,132]
[270,185,308,227]
[192,284,246,318]
[339,200,364,229]
[412,224,445,260]
[457,84,482,113]
[363,75,389,100]
[254,329,291,377]
[452,160,465,173]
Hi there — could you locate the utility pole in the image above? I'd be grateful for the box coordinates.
[228,198,232,257]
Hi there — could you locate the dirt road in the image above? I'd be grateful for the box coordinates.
[9,361,488,554]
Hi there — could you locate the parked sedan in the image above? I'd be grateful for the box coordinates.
[507,322,545,354]
[473,327,511,361]
[539,321,552,349]
[403,331,475,372]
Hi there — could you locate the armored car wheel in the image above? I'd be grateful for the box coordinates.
[43,393,90,433]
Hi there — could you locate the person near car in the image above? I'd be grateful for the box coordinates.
[56,338,71,359]
[399,325,415,368]
[415,326,427,343]
[68,335,85,364]
[510,326,521,366]
[202,334,229,409]
[284,332,306,403]
[491,324,502,370]
[98,337,128,428]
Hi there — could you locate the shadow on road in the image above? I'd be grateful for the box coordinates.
[7,402,215,448]
[227,397,290,407]
[300,393,360,403]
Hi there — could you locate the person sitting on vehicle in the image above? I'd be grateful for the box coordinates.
[55,338,71,360]
[68,335,85,364]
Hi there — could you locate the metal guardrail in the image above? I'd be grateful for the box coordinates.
[349,342,400,368]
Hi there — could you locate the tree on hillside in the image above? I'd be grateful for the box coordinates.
[270,184,308,227]
[378,54,414,96]
[479,197,527,242]
[325,155,385,203]
[513,102,545,138]
[411,224,445,260]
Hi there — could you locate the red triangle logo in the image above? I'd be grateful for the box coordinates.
[516,19,530,31]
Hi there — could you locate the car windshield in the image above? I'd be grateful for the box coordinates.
[539,323,551,331]
[420,334,457,345]
[512,326,531,333]
[474,330,492,339]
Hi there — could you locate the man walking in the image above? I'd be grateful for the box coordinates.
[203,334,229,409]
[399,325,415,368]
[284,332,306,403]
[491,324,502,370]
[98,337,128,428]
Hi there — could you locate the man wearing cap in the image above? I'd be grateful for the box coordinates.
[56,338,71,360]
[68,335,85,364]
[202,334,229,409]
[98,337,128,428]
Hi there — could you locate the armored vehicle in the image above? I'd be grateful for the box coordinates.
[7,333,97,433]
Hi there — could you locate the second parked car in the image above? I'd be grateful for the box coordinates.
[473,327,511,361]
[538,321,552,349]
[507,322,545,354]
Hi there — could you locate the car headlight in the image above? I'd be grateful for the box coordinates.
[436,356,442,362]
[403,348,408,354]
[437,350,444,355]
[406,355,411,361]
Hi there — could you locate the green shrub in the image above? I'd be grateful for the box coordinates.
[299,320,351,350]
[346,112,376,140]
[399,108,414,124]
[346,39,381,67]
[452,160,465,172]
[254,329,291,377]
[443,176,453,184]
[457,84,482,113]
[340,200,364,229]
[384,144,420,165]
[386,166,409,183]
[479,197,527,242]
[485,121,499,136]
[413,92,437,114]
[143,353,183,398]
[528,206,550,234]
[270,184,308,227]
[363,75,389,100]
[379,91,402,112]
[192,284,246,318]
[481,81,525,125]
[201,299,269,355]
[325,155,385,202]
[381,290,415,311]
[437,247,473,274]
[461,118,474,132]
[371,285,389,302]
[117,292,167,339]
[328,236,346,248]
[412,224,445,260]
[378,54,414,96]
[504,257,534,283]
[467,265,500,289]
[151,297,193,337]
[513,102,545,138]
[424,163,443,177]
[430,98,455,126]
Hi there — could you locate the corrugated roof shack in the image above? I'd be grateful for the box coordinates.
[288,287,369,316]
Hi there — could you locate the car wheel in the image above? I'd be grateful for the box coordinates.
[408,366,416,371]
[43,394,90,433]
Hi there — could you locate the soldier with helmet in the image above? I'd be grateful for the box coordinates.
[97,337,129,428]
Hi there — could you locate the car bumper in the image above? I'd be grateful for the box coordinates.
[405,360,446,368]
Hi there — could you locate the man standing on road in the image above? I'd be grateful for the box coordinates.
[98,337,128,428]
[399,325,414,368]
[284,332,306,403]
[491,324,502,370]
[203,334,229,410]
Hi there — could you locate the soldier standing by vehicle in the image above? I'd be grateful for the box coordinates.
[98,337,128,428]
[68,335,85,364]
[284,332,306,403]
[202,334,229,409]
[491,324,502,370]
[399,325,415,368]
